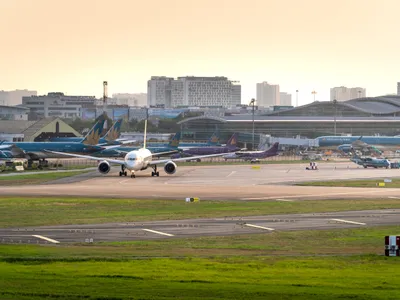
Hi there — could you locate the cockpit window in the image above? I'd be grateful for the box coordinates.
[128,157,136,161]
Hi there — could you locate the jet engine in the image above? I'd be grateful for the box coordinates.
[98,161,111,174]
[164,161,177,175]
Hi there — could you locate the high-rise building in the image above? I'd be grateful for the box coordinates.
[397,82,400,96]
[330,86,366,101]
[256,82,280,107]
[279,92,292,106]
[0,89,37,106]
[147,76,240,108]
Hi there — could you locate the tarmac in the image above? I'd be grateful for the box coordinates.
[1,162,400,244]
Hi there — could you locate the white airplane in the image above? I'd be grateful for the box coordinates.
[45,120,226,178]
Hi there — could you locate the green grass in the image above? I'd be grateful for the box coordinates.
[2,197,400,227]
[1,227,400,299]
[298,178,400,188]
[0,252,399,299]
[0,171,89,186]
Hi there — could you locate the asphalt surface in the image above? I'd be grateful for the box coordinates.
[1,209,399,244]
[1,163,400,200]
[1,162,400,244]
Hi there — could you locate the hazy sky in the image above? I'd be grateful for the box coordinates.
[1,0,400,105]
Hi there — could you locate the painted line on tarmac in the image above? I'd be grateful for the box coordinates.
[276,199,294,202]
[143,229,174,237]
[32,235,60,244]
[244,224,275,231]
[330,219,366,226]
[226,171,236,177]
[388,196,400,199]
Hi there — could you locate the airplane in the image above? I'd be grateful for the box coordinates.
[337,137,383,155]
[350,154,390,169]
[223,142,279,163]
[49,119,134,145]
[45,120,228,178]
[0,119,118,165]
[170,133,241,162]
[316,135,400,151]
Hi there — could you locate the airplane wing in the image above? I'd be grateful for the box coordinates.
[149,153,225,165]
[43,150,125,165]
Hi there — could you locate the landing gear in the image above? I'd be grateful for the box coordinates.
[130,171,135,178]
[151,165,159,177]
[119,165,127,177]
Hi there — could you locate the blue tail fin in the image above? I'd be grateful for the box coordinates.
[104,119,123,142]
[226,133,238,148]
[207,132,219,145]
[81,119,105,145]
[168,132,181,148]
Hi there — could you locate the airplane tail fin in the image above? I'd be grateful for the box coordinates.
[168,132,181,148]
[226,133,238,148]
[81,119,105,145]
[207,131,219,145]
[143,119,147,149]
[104,119,123,142]
[265,142,279,154]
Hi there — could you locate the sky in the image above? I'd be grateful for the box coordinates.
[1,0,400,106]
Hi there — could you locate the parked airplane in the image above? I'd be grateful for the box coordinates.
[0,120,114,164]
[337,137,383,155]
[170,133,240,161]
[317,135,400,151]
[350,155,390,168]
[45,120,227,178]
[93,132,182,157]
[223,142,279,163]
[49,119,133,145]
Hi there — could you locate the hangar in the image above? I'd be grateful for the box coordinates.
[0,117,81,142]
[177,96,400,141]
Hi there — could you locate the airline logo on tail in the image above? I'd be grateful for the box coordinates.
[208,132,219,145]
[168,132,181,148]
[82,119,105,146]
[104,119,123,142]
[226,133,238,148]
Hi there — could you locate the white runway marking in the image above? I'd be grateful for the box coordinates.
[32,235,60,244]
[244,224,275,231]
[142,229,174,237]
[276,199,294,202]
[388,196,400,199]
[330,219,366,225]
[226,171,236,177]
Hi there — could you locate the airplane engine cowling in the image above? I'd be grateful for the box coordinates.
[164,161,177,175]
[98,161,111,174]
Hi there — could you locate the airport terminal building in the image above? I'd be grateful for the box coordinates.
[177,96,400,144]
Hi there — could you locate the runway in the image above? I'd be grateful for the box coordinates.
[1,209,399,244]
[1,163,400,200]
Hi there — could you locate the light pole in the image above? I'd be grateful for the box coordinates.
[250,98,256,150]
[333,99,337,135]
[296,90,299,106]
[312,90,317,102]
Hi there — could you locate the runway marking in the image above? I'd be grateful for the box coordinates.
[226,171,236,177]
[330,219,366,226]
[32,235,60,244]
[244,224,275,231]
[276,199,294,202]
[142,229,174,237]
[388,197,400,199]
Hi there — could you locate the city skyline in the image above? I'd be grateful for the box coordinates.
[1,0,400,106]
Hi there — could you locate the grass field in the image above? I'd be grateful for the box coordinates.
[0,171,90,186]
[1,197,400,227]
[298,178,400,188]
[1,226,400,299]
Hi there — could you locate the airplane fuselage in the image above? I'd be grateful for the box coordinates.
[317,136,400,149]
